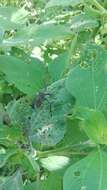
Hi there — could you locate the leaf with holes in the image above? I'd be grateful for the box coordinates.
[63,150,107,190]
[66,44,107,110]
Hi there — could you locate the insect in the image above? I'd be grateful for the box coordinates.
[32,91,52,116]
[3,113,11,126]
[32,91,50,108]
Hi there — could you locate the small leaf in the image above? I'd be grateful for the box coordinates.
[0,149,17,168]
[22,153,40,173]
[79,108,107,145]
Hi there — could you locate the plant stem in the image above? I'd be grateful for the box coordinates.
[97,145,103,190]
[69,34,78,57]
[38,147,88,158]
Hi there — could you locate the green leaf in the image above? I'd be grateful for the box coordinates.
[0,7,29,30]
[5,23,71,46]
[0,149,17,168]
[79,108,107,145]
[3,171,24,190]
[48,51,70,82]
[30,79,74,146]
[70,13,99,32]
[0,125,23,144]
[66,44,107,110]
[24,182,41,190]
[57,118,88,148]
[42,172,62,190]
[19,152,40,179]
[0,55,46,96]
[22,153,40,173]
[46,0,82,8]
[63,150,107,190]
[6,98,33,127]
[40,156,70,171]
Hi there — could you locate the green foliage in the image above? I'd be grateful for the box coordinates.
[0,55,46,96]
[63,150,107,190]
[3,171,24,190]
[46,0,82,8]
[0,0,107,189]
[66,44,107,110]
[48,51,70,82]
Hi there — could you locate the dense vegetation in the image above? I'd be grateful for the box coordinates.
[0,0,107,189]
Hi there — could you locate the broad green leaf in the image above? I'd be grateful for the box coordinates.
[40,156,70,171]
[48,51,70,82]
[3,171,24,190]
[4,23,71,46]
[70,13,99,32]
[0,7,29,30]
[30,111,66,146]
[46,0,82,8]
[30,79,74,146]
[63,150,107,190]
[78,108,107,145]
[0,55,46,96]
[66,44,107,110]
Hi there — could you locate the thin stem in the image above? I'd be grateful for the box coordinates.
[97,145,103,190]
[69,34,78,57]
[38,147,88,158]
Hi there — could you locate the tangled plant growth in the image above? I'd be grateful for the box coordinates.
[0,0,107,189]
